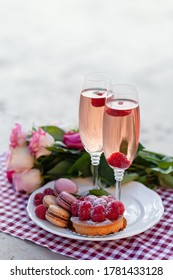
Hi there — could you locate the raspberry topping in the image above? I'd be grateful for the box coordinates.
[90,205,106,222]
[106,107,131,117]
[35,204,47,219]
[107,152,130,169]
[34,193,44,206]
[118,201,125,215]
[78,201,92,221]
[71,200,80,216]
[106,201,120,220]
[93,197,107,207]
[84,195,97,204]
[106,195,116,203]
[43,188,54,196]
[71,194,125,222]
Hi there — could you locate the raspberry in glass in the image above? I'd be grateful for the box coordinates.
[107,152,130,169]
[106,107,131,117]
[91,92,105,107]
[91,97,105,107]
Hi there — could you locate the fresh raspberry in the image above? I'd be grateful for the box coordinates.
[91,97,105,107]
[34,193,44,206]
[43,188,54,196]
[107,152,130,169]
[6,170,15,183]
[117,201,125,215]
[106,195,116,203]
[93,197,107,207]
[106,107,131,117]
[35,204,47,220]
[106,201,120,220]
[71,200,80,217]
[84,195,97,204]
[90,205,106,222]
[91,92,105,107]
[78,201,92,221]
[78,196,85,201]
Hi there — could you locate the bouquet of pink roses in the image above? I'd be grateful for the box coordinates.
[6,124,90,194]
[6,123,173,194]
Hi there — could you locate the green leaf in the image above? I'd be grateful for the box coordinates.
[36,154,63,172]
[157,173,173,188]
[158,159,173,169]
[138,150,161,165]
[135,175,149,186]
[41,126,65,141]
[47,160,73,176]
[68,152,91,177]
[99,154,115,184]
[47,145,82,155]
[151,166,173,174]
[137,142,145,153]
[89,189,110,196]
[122,172,139,184]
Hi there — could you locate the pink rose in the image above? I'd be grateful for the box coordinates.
[29,128,54,159]
[6,146,34,172]
[63,131,83,149]
[10,123,27,148]
[12,169,42,194]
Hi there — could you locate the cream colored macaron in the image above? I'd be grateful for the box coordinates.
[46,204,70,227]
[43,195,57,208]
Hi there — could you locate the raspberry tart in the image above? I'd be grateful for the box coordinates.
[70,195,127,236]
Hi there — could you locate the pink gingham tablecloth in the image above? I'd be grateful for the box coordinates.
[0,153,173,260]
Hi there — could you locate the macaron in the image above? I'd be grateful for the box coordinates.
[43,195,57,208]
[46,204,70,228]
[54,179,78,196]
[56,191,77,212]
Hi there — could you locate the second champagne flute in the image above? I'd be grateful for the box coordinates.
[103,84,140,200]
[79,72,112,189]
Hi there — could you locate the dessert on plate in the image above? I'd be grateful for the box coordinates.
[70,195,127,236]
[33,181,127,236]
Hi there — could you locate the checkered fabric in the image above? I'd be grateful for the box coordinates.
[0,153,173,260]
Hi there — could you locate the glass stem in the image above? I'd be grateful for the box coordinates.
[114,169,124,201]
[91,153,101,189]
[93,164,98,187]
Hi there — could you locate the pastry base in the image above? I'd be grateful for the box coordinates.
[71,216,127,236]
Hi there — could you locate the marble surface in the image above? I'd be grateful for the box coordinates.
[0,0,173,260]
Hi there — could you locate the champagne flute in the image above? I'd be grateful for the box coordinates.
[103,84,140,200]
[79,72,112,189]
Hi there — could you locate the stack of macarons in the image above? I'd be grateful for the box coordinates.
[34,178,78,228]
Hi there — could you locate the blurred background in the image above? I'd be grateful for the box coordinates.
[0,0,173,155]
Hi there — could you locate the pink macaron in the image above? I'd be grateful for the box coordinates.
[53,178,78,196]
[56,191,77,212]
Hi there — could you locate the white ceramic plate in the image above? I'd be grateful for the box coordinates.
[27,179,164,241]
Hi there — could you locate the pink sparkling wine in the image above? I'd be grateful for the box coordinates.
[79,89,109,154]
[103,99,140,169]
